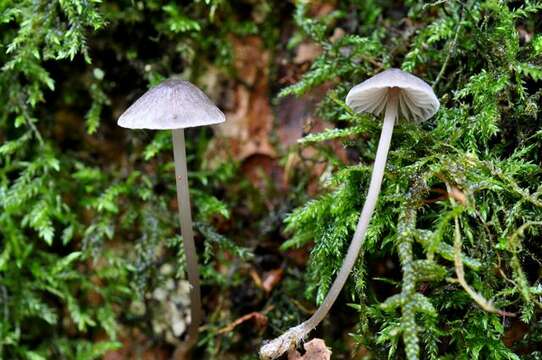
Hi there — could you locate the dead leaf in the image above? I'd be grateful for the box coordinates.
[310,2,337,17]
[449,186,467,205]
[250,268,263,288]
[212,36,275,161]
[294,42,322,64]
[503,318,529,347]
[240,153,286,192]
[329,28,345,43]
[288,339,332,360]
[518,26,533,43]
[262,267,284,293]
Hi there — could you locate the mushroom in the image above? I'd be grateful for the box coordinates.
[260,68,439,359]
[118,79,225,352]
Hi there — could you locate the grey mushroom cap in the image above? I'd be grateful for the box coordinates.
[118,79,225,130]
[345,68,440,122]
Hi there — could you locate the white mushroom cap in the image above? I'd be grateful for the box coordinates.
[345,68,439,122]
[118,79,225,130]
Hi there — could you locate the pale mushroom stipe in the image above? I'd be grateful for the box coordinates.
[260,68,440,359]
[118,79,225,355]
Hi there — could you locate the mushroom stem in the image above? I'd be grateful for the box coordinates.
[260,91,398,360]
[306,91,397,327]
[171,128,202,351]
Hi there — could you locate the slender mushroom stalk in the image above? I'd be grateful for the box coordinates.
[118,80,225,355]
[172,128,201,350]
[260,69,439,360]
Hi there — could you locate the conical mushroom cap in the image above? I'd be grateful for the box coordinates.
[345,68,439,122]
[118,79,225,130]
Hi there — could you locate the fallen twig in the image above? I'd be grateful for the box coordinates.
[218,307,273,334]
[447,182,515,317]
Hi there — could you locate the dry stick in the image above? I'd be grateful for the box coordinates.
[260,92,399,360]
[432,7,463,88]
[218,306,274,334]
[172,129,202,359]
[448,185,514,317]
[18,99,44,145]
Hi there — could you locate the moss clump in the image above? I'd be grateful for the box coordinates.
[1,0,542,359]
[276,1,542,359]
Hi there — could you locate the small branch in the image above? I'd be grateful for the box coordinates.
[17,98,44,146]
[433,7,463,88]
[448,188,515,317]
[218,309,270,334]
[423,0,448,9]
[26,118,44,146]
[452,217,514,316]
[361,55,384,70]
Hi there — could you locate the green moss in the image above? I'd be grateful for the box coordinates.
[1,0,542,358]
[0,0,263,358]
[278,1,542,359]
